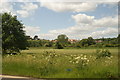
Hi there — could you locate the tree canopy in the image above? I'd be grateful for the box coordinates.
[2,13,28,53]
[57,34,68,46]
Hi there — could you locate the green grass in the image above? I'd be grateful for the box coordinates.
[2,47,119,78]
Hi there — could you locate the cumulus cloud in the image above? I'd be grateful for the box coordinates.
[24,25,41,37]
[16,10,29,17]
[40,2,97,12]
[39,14,118,39]
[40,2,118,13]
[72,14,95,24]
[91,28,118,38]
[93,16,118,27]
[0,2,15,15]
[72,14,118,27]
[17,3,38,17]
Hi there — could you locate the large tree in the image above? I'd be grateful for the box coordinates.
[87,37,95,45]
[57,34,68,46]
[2,13,28,53]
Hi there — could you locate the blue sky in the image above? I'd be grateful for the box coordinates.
[1,2,118,40]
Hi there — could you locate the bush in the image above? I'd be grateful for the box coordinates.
[54,42,64,49]
[96,49,111,59]
[44,42,52,47]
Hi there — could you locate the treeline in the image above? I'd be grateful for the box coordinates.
[27,34,120,49]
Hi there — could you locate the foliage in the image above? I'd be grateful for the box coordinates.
[57,34,69,47]
[96,49,111,59]
[2,13,28,53]
[27,34,119,48]
[54,42,64,49]
[28,40,53,47]
[79,37,95,47]
[33,35,39,40]
[3,48,118,78]
[44,42,53,47]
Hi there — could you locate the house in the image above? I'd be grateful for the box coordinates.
[51,40,57,43]
[68,39,78,43]
[95,40,103,43]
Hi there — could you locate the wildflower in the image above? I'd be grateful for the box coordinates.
[110,56,113,58]
[87,60,89,62]
[84,57,87,60]
[81,57,84,59]
[75,56,80,59]
[33,56,36,58]
[80,54,83,56]
[76,61,79,63]
[107,57,111,59]
[84,55,87,58]
[83,64,85,66]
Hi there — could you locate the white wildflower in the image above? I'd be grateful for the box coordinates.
[84,55,86,58]
[111,56,113,58]
[76,61,79,63]
[81,57,84,59]
[75,56,80,59]
[87,60,89,62]
[84,57,87,60]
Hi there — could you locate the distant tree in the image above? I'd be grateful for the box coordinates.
[44,42,53,47]
[26,36,32,40]
[54,42,63,49]
[2,13,28,54]
[87,37,95,45]
[57,34,68,46]
[80,39,88,47]
[33,35,39,40]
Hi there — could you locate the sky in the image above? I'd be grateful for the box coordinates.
[0,2,118,40]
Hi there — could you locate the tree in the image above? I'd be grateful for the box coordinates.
[54,42,63,49]
[87,37,95,45]
[80,39,88,47]
[33,35,39,40]
[57,34,68,46]
[2,13,28,54]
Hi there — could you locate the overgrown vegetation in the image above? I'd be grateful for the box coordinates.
[96,49,111,59]
[2,48,118,78]
[28,34,120,49]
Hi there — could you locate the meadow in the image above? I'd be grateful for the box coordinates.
[2,47,119,78]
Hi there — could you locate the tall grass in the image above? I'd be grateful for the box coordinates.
[2,48,118,78]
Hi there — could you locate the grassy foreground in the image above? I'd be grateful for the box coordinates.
[2,48,119,78]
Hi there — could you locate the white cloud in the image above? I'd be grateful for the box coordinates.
[0,2,13,13]
[0,2,17,16]
[72,14,95,24]
[72,13,118,27]
[24,25,41,37]
[17,3,38,17]
[91,28,118,38]
[40,2,97,12]
[20,3,38,11]
[39,14,118,39]
[16,10,29,17]
[93,16,118,27]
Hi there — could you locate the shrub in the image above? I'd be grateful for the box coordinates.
[54,42,64,49]
[96,49,111,59]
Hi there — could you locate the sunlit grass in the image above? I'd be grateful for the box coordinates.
[2,48,118,78]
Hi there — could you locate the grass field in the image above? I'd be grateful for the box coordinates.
[2,47,119,78]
